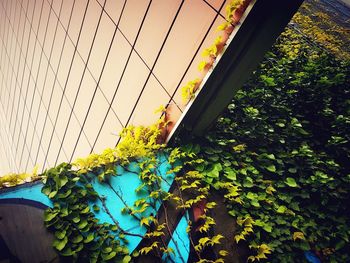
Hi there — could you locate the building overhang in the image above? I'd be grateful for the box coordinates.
[167,0,304,141]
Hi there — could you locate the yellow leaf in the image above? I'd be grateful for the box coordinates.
[234,234,245,243]
[219,250,229,256]
[217,22,229,31]
[266,185,276,195]
[211,234,224,245]
[247,256,256,262]
[198,61,208,71]
[205,202,217,209]
[154,105,166,114]
[32,165,39,176]
[214,36,223,45]
[140,217,149,227]
[293,231,305,241]
[248,243,272,261]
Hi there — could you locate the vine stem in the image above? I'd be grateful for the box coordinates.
[162,200,185,263]
[107,182,142,222]
[98,196,144,238]
[153,176,185,263]
[164,161,203,260]
[111,159,177,263]
[174,177,202,261]
[144,163,176,263]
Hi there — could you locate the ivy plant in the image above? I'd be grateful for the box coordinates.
[174,18,350,262]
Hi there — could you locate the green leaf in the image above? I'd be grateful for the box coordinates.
[61,247,74,256]
[102,251,116,260]
[213,163,223,172]
[315,171,328,179]
[288,168,297,174]
[84,233,94,243]
[103,247,113,253]
[55,230,66,239]
[92,205,100,212]
[110,225,118,231]
[277,206,287,214]
[266,165,276,173]
[72,234,83,243]
[299,241,311,251]
[206,168,219,178]
[285,177,298,187]
[60,176,68,187]
[44,211,58,222]
[250,199,260,207]
[81,206,90,214]
[42,185,52,196]
[123,255,132,263]
[246,192,257,200]
[49,190,58,199]
[72,216,80,223]
[53,236,68,251]
[266,154,276,160]
[225,169,237,181]
[239,168,247,176]
[60,207,69,217]
[78,220,88,229]
[243,177,254,188]
[263,224,272,233]
[335,239,345,250]
[57,189,72,199]
[79,189,87,197]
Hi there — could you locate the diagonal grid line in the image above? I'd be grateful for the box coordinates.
[90,0,154,153]
[69,0,128,162]
[42,0,91,170]
[117,0,186,146]
[54,0,108,166]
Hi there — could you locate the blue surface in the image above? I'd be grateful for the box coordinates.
[0,183,52,207]
[304,251,321,263]
[0,155,190,261]
[163,212,190,263]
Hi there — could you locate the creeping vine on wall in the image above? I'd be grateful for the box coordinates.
[39,114,228,263]
[2,1,349,263]
[0,165,40,188]
[174,16,350,262]
[181,0,251,103]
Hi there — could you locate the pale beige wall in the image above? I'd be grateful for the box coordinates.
[0,0,228,174]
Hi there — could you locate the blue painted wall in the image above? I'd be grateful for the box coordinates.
[0,155,190,262]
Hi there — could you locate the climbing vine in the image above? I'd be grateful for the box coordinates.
[2,1,349,263]
[37,1,255,260]
[181,0,251,103]
[40,113,227,262]
[174,16,350,262]
[42,162,131,262]
[291,0,350,60]
[0,165,40,188]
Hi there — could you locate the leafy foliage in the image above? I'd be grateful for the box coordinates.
[42,116,225,262]
[291,0,350,60]
[175,19,350,262]
[4,2,349,263]
[181,0,251,103]
[42,163,130,262]
[41,117,174,262]
[181,79,201,103]
[0,165,40,188]
[73,117,165,182]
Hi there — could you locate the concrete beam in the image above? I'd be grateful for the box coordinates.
[168,0,304,139]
